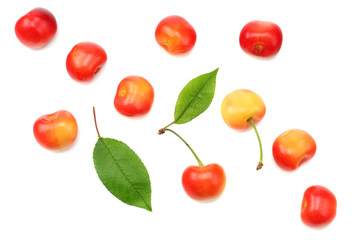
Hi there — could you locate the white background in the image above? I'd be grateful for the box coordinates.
[1,0,359,239]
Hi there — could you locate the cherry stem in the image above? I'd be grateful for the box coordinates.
[163,128,204,167]
[248,118,263,171]
[93,106,101,138]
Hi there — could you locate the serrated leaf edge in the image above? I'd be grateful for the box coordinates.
[93,137,152,212]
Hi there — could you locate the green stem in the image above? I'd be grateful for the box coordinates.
[248,118,263,171]
[164,128,203,167]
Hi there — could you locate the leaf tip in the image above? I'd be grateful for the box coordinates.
[207,67,219,80]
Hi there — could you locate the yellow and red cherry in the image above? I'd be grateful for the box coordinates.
[221,89,266,170]
[33,110,78,151]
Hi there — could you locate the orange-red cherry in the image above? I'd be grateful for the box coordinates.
[155,15,197,55]
[114,76,154,117]
[272,129,316,171]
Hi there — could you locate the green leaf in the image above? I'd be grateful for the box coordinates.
[174,68,219,124]
[93,137,152,212]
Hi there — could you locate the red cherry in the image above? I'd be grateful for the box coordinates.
[182,163,226,201]
[158,128,226,202]
[301,185,337,227]
[15,8,57,49]
[239,20,283,58]
[66,42,107,82]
